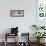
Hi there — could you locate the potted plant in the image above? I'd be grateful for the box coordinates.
[33,32,46,43]
[32,25,39,30]
[40,26,45,29]
[32,24,45,30]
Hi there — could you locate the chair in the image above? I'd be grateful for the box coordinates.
[4,27,19,46]
[18,33,30,46]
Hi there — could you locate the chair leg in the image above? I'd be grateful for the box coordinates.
[4,33,7,46]
[16,34,18,46]
[4,41,7,46]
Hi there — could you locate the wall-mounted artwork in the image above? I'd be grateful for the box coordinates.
[36,0,46,26]
[37,0,46,18]
[10,10,24,17]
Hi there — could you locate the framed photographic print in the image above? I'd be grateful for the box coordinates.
[10,10,24,17]
[37,0,46,18]
[36,0,46,26]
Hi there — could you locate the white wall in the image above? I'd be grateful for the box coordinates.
[0,0,36,42]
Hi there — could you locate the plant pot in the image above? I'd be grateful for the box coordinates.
[40,38,45,43]
[37,39,40,46]
[37,39,45,44]
[37,39,40,43]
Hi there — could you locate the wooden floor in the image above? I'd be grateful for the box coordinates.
[0,42,46,46]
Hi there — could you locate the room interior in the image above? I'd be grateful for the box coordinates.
[0,0,46,46]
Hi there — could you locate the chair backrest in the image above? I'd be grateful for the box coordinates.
[11,27,18,34]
